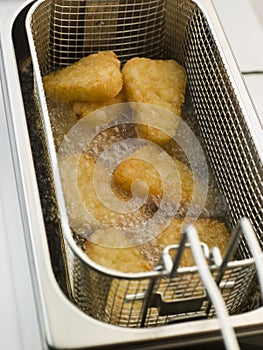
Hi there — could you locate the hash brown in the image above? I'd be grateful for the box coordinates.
[84,228,152,272]
[122,57,186,145]
[113,145,194,210]
[59,152,154,234]
[153,218,230,267]
[43,51,123,103]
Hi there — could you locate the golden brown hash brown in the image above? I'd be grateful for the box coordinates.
[43,51,123,103]
[153,218,230,267]
[59,152,154,233]
[84,228,151,325]
[84,229,152,273]
[122,57,187,145]
[122,57,186,115]
[113,145,194,209]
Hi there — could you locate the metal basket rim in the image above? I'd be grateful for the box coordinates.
[25,0,260,281]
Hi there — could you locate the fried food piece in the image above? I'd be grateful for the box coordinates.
[153,218,230,267]
[77,154,153,228]
[43,51,123,103]
[84,228,152,326]
[84,228,152,272]
[113,145,194,210]
[83,228,152,326]
[122,57,186,145]
[122,57,186,116]
[59,152,154,234]
[72,89,126,119]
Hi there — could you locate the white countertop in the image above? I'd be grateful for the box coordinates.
[213,0,263,124]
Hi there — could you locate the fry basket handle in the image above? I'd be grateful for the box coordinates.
[183,225,240,350]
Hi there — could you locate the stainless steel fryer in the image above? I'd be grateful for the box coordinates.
[1,0,263,348]
[25,0,263,329]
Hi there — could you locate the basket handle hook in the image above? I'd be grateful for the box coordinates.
[183,224,240,350]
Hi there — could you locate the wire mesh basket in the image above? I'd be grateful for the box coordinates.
[26,0,263,330]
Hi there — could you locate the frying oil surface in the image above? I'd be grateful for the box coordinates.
[44,52,230,272]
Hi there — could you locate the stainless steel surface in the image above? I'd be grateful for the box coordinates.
[0,2,43,349]
[0,0,263,349]
[26,0,263,331]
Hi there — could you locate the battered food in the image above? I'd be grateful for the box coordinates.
[43,51,123,103]
[122,57,186,145]
[84,228,152,272]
